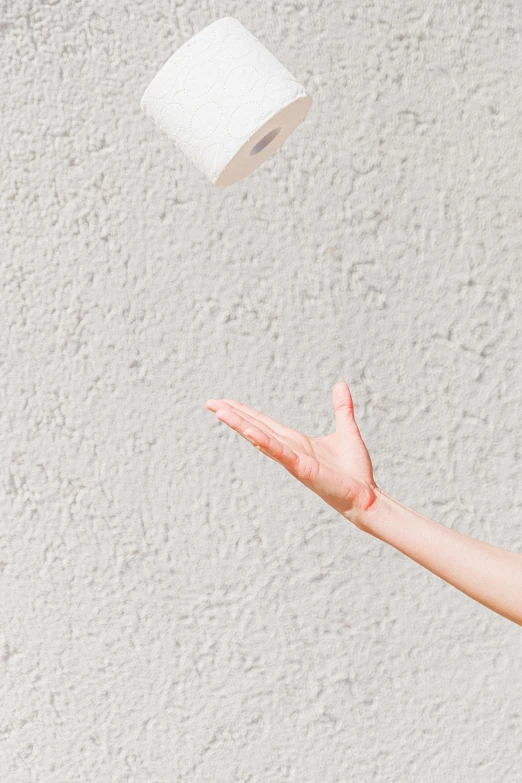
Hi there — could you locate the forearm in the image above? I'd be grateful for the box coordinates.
[359,488,522,626]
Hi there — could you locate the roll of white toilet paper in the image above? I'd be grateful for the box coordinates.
[140,17,312,187]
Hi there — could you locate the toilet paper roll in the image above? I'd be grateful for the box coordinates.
[140,17,312,187]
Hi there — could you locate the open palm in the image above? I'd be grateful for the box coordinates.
[206,381,378,525]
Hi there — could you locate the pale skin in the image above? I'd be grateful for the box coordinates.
[206,382,522,627]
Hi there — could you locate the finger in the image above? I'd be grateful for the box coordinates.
[332,381,357,433]
[214,402,285,443]
[215,408,323,491]
[214,407,301,473]
[213,398,292,438]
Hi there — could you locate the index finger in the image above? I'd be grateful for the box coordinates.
[215,398,293,438]
[214,406,301,474]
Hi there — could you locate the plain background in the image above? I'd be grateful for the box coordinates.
[1,1,521,781]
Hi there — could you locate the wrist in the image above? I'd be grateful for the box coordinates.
[345,485,397,536]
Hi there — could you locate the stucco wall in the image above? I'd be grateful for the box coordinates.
[1,1,521,781]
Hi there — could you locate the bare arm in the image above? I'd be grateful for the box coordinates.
[364,488,522,626]
[206,382,522,626]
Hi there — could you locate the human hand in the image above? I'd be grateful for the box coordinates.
[205,382,378,529]
[207,384,522,625]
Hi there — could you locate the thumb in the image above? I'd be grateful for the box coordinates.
[332,381,356,432]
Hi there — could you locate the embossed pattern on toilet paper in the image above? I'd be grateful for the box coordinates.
[141,17,308,183]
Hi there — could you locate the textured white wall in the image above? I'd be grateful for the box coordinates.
[1,1,521,781]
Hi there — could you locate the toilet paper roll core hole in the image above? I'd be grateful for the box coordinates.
[250,127,281,156]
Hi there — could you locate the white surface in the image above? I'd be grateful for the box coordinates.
[141,17,311,186]
[1,2,521,782]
